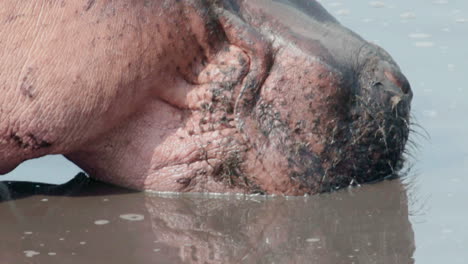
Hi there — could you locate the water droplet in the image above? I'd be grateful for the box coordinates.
[442,228,454,234]
[329,2,343,7]
[369,1,386,8]
[119,214,145,221]
[413,41,435,47]
[423,110,438,118]
[400,12,416,19]
[24,250,40,258]
[94,220,110,225]
[336,9,351,16]
[408,33,432,39]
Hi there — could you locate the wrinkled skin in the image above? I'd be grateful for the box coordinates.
[0,0,412,195]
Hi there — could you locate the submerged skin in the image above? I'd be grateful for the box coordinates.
[0,0,412,195]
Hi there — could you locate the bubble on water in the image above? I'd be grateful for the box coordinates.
[59,238,65,241]
[455,18,468,23]
[102,198,109,202]
[336,9,350,16]
[306,238,321,243]
[119,214,145,221]
[433,0,449,4]
[153,249,161,252]
[400,12,416,19]
[442,27,451,32]
[423,110,438,118]
[329,2,342,7]
[422,89,432,94]
[408,33,432,39]
[449,101,457,109]
[94,220,110,225]
[24,251,40,258]
[41,198,49,202]
[24,231,33,235]
[442,228,454,234]
[48,252,57,256]
[369,1,386,8]
[413,41,435,47]
[79,241,87,245]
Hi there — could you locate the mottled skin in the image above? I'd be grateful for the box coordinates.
[0,0,412,195]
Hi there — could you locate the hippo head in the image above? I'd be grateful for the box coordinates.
[0,0,411,195]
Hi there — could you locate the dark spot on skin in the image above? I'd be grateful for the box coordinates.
[5,14,25,23]
[84,0,96,11]
[20,68,35,99]
[9,133,52,150]
[176,177,192,187]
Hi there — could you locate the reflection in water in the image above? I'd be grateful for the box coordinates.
[0,175,414,263]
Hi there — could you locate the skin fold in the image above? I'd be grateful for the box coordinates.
[0,0,412,195]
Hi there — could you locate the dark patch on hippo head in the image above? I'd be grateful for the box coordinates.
[84,0,96,11]
[20,67,37,99]
[9,132,52,151]
[235,42,412,194]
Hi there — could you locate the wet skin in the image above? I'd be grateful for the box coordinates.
[0,0,412,195]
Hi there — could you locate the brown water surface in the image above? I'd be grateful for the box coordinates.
[0,176,413,264]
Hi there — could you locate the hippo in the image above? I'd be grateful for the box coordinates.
[0,0,412,195]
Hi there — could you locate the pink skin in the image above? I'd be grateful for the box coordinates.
[0,0,412,195]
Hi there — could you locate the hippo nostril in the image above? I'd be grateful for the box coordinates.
[384,70,411,94]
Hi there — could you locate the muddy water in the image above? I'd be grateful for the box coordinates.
[1,0,467,263]
[0,176,413,264]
